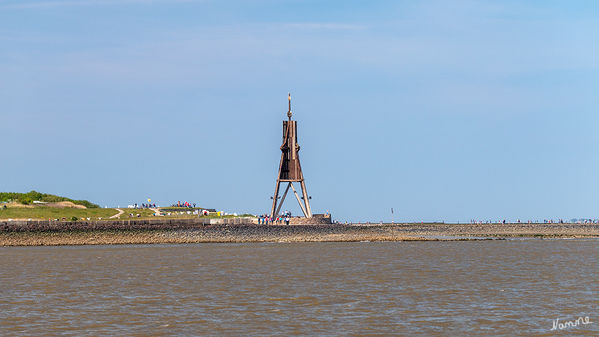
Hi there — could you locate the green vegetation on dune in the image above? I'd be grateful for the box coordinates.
[0,206,252,221]
[0,190,252,221]
[0,191,99,208]
[157,211,253,219]
[0,207,119,220]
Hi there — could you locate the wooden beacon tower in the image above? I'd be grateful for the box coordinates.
[270,94,313,219]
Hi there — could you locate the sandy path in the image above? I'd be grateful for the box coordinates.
[109,208,124,219]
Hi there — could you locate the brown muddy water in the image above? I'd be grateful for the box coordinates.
[1,240,597,336]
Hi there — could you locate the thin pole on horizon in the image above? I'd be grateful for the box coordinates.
[391,208,394,225]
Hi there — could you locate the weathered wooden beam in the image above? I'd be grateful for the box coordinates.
[290,183,308,217]
[275,182,291,216]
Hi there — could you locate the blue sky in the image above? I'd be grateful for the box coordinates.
[1,0,598,222]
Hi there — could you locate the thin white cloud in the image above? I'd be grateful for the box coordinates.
[1,0,205,9]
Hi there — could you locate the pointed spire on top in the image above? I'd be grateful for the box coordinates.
[287,92,292,120]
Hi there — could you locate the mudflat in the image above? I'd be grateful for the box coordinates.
[1,223,598,246]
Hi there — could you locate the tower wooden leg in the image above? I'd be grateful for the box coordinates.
[275,183,291,217]
[290,183,308,217]
[300,180,312,218]
[270,180,281,219]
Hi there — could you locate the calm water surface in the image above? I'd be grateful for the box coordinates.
[1,240,597,336]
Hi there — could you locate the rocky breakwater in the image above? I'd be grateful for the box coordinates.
[0,217,256,232]
[0,222,423,246]
[162,222,599,243]
[160,223,418,243]
[385,222,599,238]
[1,221,598,246]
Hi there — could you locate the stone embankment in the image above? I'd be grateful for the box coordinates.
[0,217,256,232]
[1,221,599,246]
[0,215,332,233]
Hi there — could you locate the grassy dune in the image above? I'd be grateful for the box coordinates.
[0,207,121,220]
[0,191,98,208]
[0,207,236,220]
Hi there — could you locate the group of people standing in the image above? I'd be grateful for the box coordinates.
[258,213,291,225]
[470,219,568,224]
[134,203,156,209]
[173,201,196,208]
